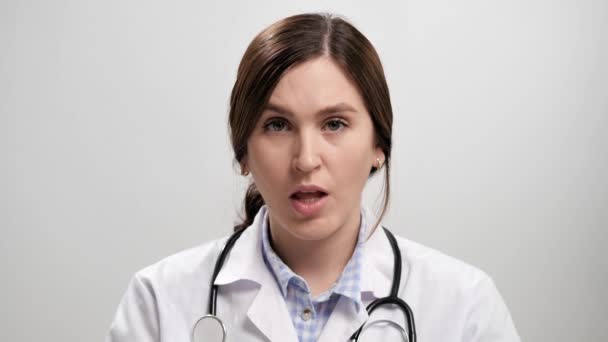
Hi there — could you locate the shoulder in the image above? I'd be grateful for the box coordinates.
[107,236,233,341]
[392,235,521,340]
[391,233,497,310]
[132,236,230,292]
[395,235,491,288]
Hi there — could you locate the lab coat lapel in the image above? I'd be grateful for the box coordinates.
[360,220,394,300]
[317,295,367,342]
[212,205,401,341]
[214,207,299,341]
[246,270,298,341]
[358,222,415,340]
[320,212,400,341]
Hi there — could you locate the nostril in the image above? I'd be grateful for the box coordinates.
[293,159,322,173]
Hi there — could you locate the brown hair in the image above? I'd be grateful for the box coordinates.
[229,13,393,233]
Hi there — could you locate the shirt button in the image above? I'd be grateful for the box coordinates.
[301,308,312,321]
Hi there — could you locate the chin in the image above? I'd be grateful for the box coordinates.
[287,217,340,241]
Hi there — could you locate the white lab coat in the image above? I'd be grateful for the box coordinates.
[106,207,521,342]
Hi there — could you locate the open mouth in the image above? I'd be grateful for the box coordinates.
[289,190,329,216]
[290,191,328,203]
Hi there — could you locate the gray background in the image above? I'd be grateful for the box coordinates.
[1,0,606,341]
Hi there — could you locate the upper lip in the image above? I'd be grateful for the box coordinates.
[290,184,329,197]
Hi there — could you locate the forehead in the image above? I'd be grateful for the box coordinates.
[266,56,367,115]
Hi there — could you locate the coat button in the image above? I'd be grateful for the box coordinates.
[301,308,313,321]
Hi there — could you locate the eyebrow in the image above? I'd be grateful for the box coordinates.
[263,102,358,117]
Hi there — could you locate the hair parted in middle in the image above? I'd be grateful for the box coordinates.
[229,13,393,233]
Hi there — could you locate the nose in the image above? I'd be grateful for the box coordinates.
[292,130,322,173]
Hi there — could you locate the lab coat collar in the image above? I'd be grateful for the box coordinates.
[214,206,299,341]
[214,205,395,296]
[213,205,400,340]
[213,206,266,286]
[360,205,395,300]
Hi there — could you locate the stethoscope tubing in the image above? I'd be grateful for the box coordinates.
[207,227,246,315]
[204,226,416,341]
[350,228,417,342]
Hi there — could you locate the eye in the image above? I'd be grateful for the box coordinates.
[263,118,289,132]
[324,118,348,132]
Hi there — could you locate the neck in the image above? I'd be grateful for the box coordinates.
[268,208,362,296]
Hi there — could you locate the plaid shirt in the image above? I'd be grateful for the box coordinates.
[260,207,366,342]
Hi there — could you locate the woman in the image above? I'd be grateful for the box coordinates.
[106,13,520,342]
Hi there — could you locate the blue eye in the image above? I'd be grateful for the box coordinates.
[325,119,347,131]
[263,119,289,132]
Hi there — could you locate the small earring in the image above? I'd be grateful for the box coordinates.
[376,158,383,169]
[241,167,249,176]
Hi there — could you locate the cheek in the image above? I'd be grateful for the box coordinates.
[330,143,374,193]
[247,140,288,190]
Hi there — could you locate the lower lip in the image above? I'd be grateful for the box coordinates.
[290,194,328,217]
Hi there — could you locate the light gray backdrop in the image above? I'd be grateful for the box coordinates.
[1,0,606,341]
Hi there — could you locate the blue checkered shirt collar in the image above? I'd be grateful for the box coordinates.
[260,206,366,312]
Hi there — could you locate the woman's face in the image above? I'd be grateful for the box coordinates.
[245,56,384,242]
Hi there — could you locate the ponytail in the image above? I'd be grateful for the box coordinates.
[233,182,265,232]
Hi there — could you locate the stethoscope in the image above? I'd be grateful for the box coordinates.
[191,227,417,342]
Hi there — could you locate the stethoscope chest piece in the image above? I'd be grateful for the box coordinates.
[191,314,226,342]
[356,319,410,341]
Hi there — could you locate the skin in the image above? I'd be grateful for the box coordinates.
[243,56,384,296]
